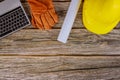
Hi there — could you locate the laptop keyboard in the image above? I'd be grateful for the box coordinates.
[0,6,29,38]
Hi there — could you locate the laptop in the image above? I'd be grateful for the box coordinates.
[0,0,30,39]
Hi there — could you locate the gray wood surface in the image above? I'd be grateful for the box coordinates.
[1,29,120,55]
[0,56,120,80]
[0,0,120,79]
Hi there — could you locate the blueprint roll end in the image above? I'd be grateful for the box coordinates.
[57,38,67,43]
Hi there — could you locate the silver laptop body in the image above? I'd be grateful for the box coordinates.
[0,0,30,39]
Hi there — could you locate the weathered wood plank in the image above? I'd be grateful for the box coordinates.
[1,1,119,80]
[1,68,120,80]
[0,56,119,80]
[0,29,120,55]
[47,68,120,80]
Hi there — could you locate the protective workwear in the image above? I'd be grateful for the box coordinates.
[28,0,58,30]
[83,0,120,34]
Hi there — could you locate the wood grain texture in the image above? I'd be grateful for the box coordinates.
[0,56,120,80]
[1,68,120,80]
[0,29,120,55]
[0,0,120,79]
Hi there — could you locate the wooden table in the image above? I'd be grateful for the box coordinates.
[0,0,120,79]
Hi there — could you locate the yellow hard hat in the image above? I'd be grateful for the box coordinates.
[83,0,120,34]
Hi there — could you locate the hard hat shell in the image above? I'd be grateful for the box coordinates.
[83,0,120,34]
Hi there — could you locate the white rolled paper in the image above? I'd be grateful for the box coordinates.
[57,0,82,43]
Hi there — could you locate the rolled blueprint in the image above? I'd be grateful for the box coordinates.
[57,0,82,43]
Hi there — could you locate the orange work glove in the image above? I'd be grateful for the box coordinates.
[27,0,58,30]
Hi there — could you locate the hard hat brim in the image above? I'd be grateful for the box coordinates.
[83,0,120,34]
[83,11,119,34]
